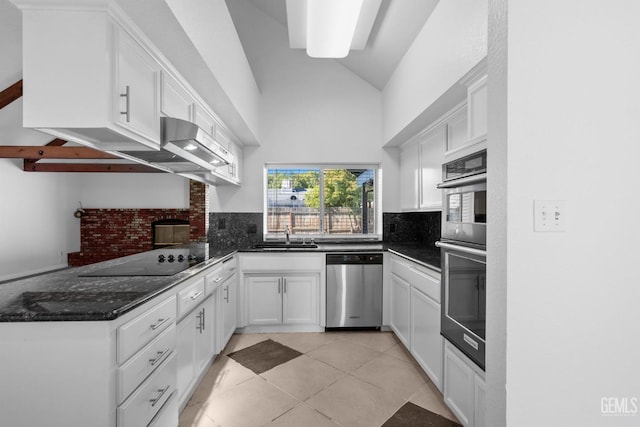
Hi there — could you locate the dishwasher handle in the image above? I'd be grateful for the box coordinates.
[326,253,383,265]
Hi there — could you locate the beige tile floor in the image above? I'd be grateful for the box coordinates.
[179,331,459,427]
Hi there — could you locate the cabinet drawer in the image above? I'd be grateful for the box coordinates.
[118,296,176,364]
[177,277,206,318]
[148,390,178,427]
[117,324,176,404]
[117,352,177,427]
[391,256,440,303]
[205,257,237,293]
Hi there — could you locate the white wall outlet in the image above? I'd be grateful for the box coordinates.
[534,200,566,232]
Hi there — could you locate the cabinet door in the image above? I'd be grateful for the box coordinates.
[115,27,160,142]
[222,274,237,343]
[390,274,411,348]
[193,104,216,137]
[446,107,468,153]
[196,297,215,374]
[176,313,196,406]
[467,75,488,143]
[160,71,192,121]
[410,287,443,391]
[419,124,446,210]
[283,275,319,325]
[246,276,283,325]
[444,344,475,426]
[474,375,486,427]
[400,141,419,210]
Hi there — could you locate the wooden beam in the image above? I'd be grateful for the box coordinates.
[0,146,119,160]
[45,138,68,147]
[0,80,23,110]
[23,163,163,173]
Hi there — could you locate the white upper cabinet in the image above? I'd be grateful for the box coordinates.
[419,124,446,211]
[467,75,488,144]
[21,7,160,151]
[445,70,488,161]
[400,140,420,211]
[193,104,216,137]
[115,27,161,144]
[160,71,193,122]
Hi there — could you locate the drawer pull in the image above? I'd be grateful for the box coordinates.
[150,317,170,331]
[149,349,170,367]
[190,291,204,301]
[214,277,222,283]
[149,386,170,407]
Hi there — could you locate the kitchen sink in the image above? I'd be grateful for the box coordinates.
[253,242,318,250]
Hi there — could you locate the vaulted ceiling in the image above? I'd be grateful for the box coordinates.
[231,0,439,91]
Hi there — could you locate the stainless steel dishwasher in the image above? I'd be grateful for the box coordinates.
[326,253,383,329]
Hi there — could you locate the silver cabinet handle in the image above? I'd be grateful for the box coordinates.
[190,290,204,301]
[120,85,130,122]
[149,349,169,366]
[149,386,170,407]
[214,277,223,283]
[435,241,487,257]
[224,285,229,302]
[150,317,170,331]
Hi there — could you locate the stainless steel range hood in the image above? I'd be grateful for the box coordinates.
[115,117,234,175]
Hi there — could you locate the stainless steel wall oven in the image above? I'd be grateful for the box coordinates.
[437,150,487,370]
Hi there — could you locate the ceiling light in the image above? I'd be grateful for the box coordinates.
[286,0,382,59]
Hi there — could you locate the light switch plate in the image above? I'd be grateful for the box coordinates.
[534,200,566,232]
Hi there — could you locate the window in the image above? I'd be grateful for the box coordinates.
[264,165,380,240]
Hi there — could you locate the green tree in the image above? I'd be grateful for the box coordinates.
[305,169,361,209]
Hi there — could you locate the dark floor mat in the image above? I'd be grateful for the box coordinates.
[227,339,302,374]
[382,402,462,427]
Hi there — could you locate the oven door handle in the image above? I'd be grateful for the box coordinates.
[436,241,487,257]
[437,173,486,188]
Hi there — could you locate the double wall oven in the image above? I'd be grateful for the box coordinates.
[437,150,487,370]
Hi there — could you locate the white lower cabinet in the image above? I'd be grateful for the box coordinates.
[389,254,443,391]
[246,274,319,326]
[410,286,443,391]
[390,273,411,347]
[219,272,238,352]
[176,294,215,409]
[444,341,485,427]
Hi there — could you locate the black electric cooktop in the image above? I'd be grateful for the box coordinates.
[79,248,202,277]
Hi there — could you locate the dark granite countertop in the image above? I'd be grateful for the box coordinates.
[385,242,441,272]
[239,241,441,272]
[0,241,439,323]
[0,243,235,322]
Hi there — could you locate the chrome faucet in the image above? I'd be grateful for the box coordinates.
[284,225,290,244]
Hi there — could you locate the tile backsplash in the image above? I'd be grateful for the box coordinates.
[383,211,441,245]
[208,212,263,249]
[208,211,440,248]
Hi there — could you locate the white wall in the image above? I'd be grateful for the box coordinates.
[488,1,640,425]
[382,0,487,145]
[164,0,261,144]
[212,1,398,213]
[77,173,189,209]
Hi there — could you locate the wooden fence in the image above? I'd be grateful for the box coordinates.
[267,207,374,235]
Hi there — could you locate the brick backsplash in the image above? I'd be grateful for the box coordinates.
[68,181,209,266]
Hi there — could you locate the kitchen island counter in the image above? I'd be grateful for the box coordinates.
[0,243,235,322]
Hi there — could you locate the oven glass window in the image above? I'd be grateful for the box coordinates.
[447,190,486,224]
[446,253,486,339]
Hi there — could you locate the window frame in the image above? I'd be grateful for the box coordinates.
[263,163,382,241]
